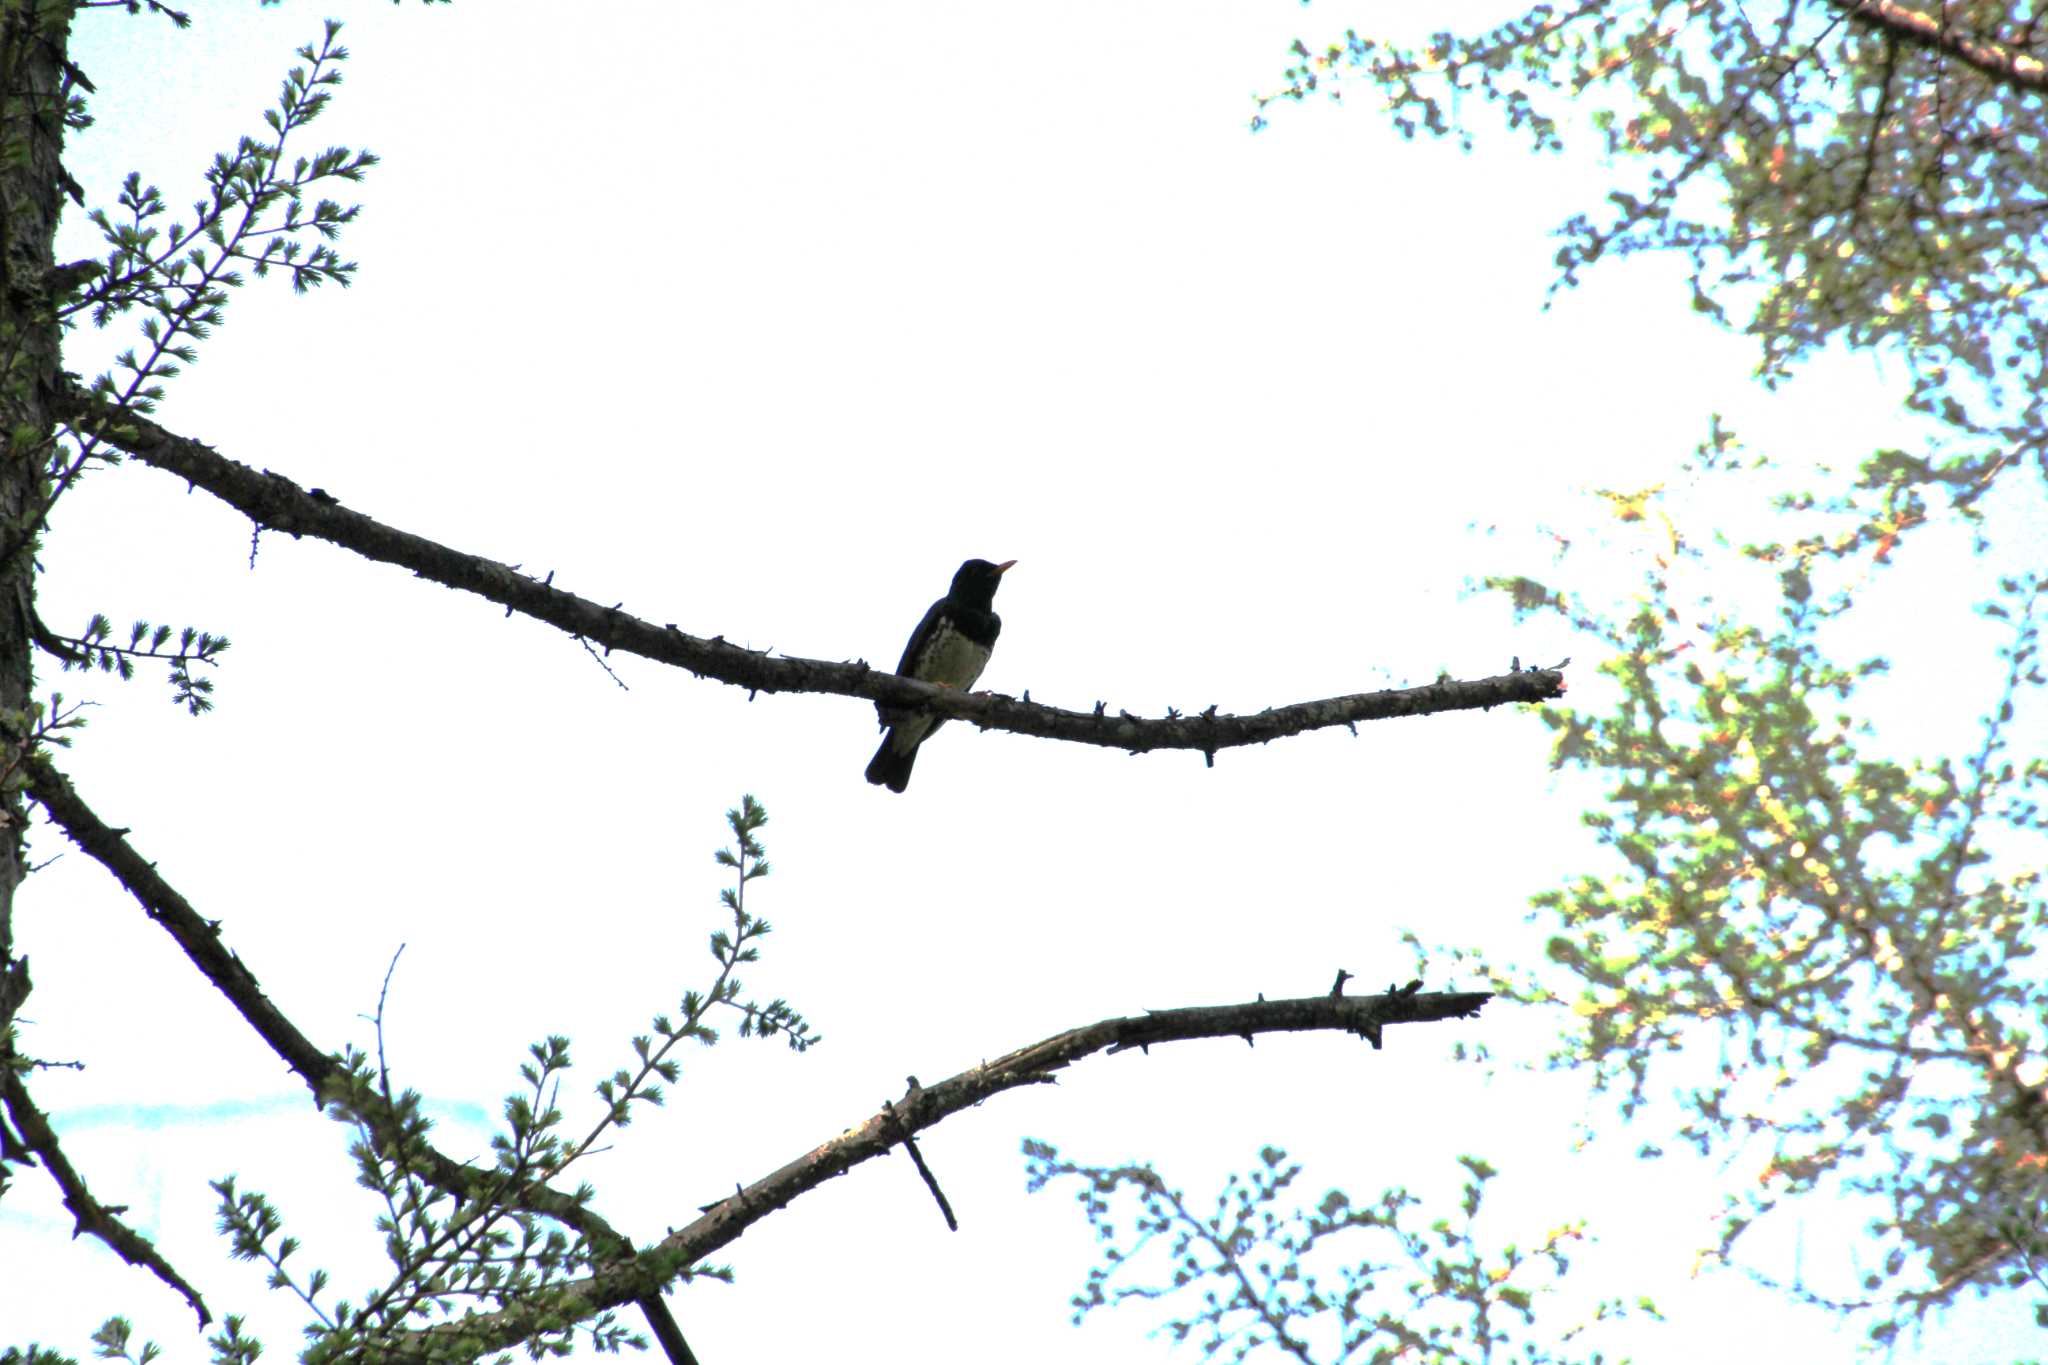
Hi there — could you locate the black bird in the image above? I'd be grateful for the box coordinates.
[865,557,1015,793]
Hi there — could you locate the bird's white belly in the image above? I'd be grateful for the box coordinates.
[919,622,993,690]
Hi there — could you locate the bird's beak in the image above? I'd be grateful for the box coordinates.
[995,559,1017,574]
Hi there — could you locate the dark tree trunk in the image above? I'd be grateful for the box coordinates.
[0,0,75,1137]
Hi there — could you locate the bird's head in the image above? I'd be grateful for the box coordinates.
[951,558,1015,607]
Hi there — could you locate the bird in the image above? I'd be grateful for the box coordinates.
[865,557,1015,793]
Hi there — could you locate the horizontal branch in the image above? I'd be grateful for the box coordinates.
[1831,0,2048,91]
[387,985,1493,1361]
[55,382,1565,753]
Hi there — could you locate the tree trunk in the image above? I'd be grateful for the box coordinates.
[0,0,75,1143]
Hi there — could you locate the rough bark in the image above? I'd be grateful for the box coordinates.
[0,0,79,1171]
[385,985,1491,1364]
[29,759,694,1352]
[32,755,1487,1362]
[53,383,1568,754]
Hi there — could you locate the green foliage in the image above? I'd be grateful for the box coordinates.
[48,615,229,715]
[23,1316,262,1365]
[0,11,376,766]
[1259,6,2048,1345]
[703,794,818,1050]
[1434,480,2048,1342]
[110,4,193,28]
[1,1346,79,1365]
[1027,1142,1648,1364]
[21,692,90,754]
[87,1319,157,1365]
[193,796,814,1363]
[1263,0,2046,558]
[78,20,371,339]
[43,18,377,546]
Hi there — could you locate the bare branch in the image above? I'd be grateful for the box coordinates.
[885,1082,958,1232]
[0,1064,211,1325]
[27,761,339,1095]
[54,381,1566,752]
[385,986,1493,1362]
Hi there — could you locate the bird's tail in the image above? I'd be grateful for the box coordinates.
[865,733,917,793]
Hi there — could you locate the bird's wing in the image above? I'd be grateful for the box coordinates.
[877,597,949,728]
[894,598,949,675]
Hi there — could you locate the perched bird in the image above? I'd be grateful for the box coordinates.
[865,557,1015,793]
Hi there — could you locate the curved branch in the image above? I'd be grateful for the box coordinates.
[28,607,86,664]
[28,758,1489,1361]
[53,381,1566,752]
[1831,0,2048,92]
[24,761,696,1362]
[386,984,1494,1362]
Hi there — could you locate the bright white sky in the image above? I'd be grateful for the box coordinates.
[2,2,2033,1361]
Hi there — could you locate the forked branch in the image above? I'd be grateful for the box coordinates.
[27,759,1487,1363]
[383,984,1492,1363]
[24,761,693,1361]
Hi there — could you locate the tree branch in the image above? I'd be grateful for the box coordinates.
[27,761,337,1096]
[53,381,1565,752]
[384,986,1494,1362]
[1831,0,2048,92]
[23,760,695,1363]
[25,758,1488,1360]
[0,1063,212,1325]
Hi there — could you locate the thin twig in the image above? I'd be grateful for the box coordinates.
[886,1083,958,1231]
